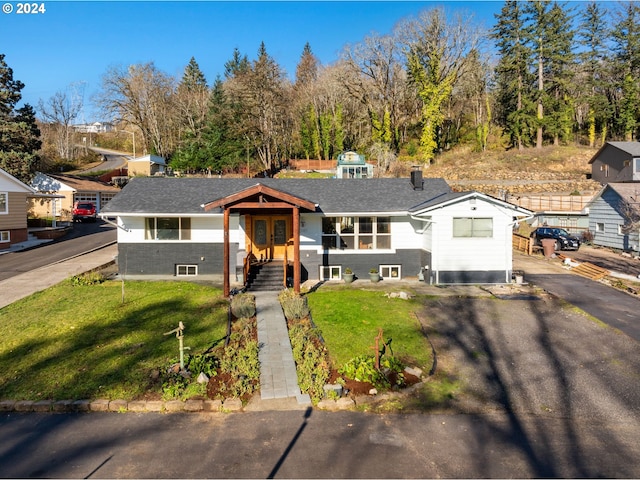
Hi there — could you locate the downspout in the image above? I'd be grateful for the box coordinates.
[506,213,535,283]
[411,215,437,284]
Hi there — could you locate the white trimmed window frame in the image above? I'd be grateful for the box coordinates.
[176,264,198,276]
[380,265,401,280]
[0,192,7,214]
[0,231,9,242]
[320,265,342,280]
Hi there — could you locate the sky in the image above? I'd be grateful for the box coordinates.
[0,0,505,122]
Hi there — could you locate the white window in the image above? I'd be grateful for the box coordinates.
[380,265,401,280]
[596,222,605,233]
[634,158,640,172]
[453,218,493,238]
[618,225,624,235]
[145,217,191,240]
[0,192,7,214]
[0,231,9,242]
[320,265,341,280]
[176,265,197,276]
[321,217,391,250]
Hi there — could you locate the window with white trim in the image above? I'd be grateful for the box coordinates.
[453,218,493,237]
[1,231,9,242]
[176,264,197,276]
[380,265,401,280]
[145,217,191,240]
[320,265,341,280]
[618,224,624,235]
[596,222,605,233]
[321,216,391,250]
[0,192,7,214]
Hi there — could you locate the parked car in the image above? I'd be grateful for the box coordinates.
[530,227,581,251]
[72,201,96,222]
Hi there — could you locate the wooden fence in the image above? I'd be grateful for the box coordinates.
[507,194,594,212]
[513,233,534,255]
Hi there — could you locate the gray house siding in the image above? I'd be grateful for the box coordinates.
[437,270,507,284]
[589,189,629,250]
[590,142,640,184]
[301,249,429,281]
[118,242,238,280]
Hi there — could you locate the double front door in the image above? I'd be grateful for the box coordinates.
[251,216,290,261]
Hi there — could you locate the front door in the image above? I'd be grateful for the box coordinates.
[252,216,290,261]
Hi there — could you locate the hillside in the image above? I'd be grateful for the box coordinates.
[422,145,600,197]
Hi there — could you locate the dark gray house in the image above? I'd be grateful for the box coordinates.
[589,141,640,184]
[100,175,532,294]
[587,183,640,252]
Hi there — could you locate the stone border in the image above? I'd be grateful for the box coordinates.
[0,398,244,413]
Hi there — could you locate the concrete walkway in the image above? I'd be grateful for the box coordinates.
[253,291,311,406]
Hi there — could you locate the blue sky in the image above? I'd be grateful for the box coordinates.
[0,1,504,121]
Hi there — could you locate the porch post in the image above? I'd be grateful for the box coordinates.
[293,206,301,293]
[223,207,230,297]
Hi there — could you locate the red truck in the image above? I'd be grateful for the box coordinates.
[72,201,97,222]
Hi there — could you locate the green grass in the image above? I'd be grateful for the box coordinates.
[0,279,228,401]
[306,290,432,370]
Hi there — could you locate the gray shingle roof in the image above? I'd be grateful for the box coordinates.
[101,177,452,215]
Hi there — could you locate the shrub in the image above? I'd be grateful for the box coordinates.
[289,322,330,403]
[70,271,105,286]
[231,293,256,319]
[278,289,310,320]
[218,333,260,398]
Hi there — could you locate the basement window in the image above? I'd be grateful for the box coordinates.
[176,265,198,276]
[320,265,341,280]
[0,231,9,242]
[380,265,401,280]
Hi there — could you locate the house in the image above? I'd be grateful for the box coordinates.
[128,155,166,177]
[336,151,373,178]
[0,168,36,250]
[100,172,532,294]
[589,141,640,184]
[30,172,121,220]
[73,122,114,134]
[586,183,640,252]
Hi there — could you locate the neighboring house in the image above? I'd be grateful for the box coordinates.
[587,183,640,252]
[336,151,373,178]
[128,155,166,177]
[100,173,532,294]
[0,168,36,250]
[30,172,120,220]
[508,194,593,236]
[589,141,640,184]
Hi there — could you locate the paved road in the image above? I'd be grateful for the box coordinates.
[0,221,116,282]
[1,408,638,478]
[513,250,640,342]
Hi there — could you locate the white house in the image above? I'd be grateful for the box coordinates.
[100,173,532,294]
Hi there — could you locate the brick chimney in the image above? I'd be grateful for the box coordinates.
[410,166,423,190]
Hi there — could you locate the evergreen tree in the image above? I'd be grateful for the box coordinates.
[295,42,318,88]
[492,0,534,149]
[577,1,611,146]
[611,2,640,140]
[0,54,40,182]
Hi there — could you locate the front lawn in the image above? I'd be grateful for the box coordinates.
[306,290,432,371]
[0,279,228,400]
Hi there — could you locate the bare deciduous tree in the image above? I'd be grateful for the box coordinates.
[38,84,84,160]
[96,63,177,158]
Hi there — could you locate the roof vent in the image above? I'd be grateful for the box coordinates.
[411,167,423,190]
